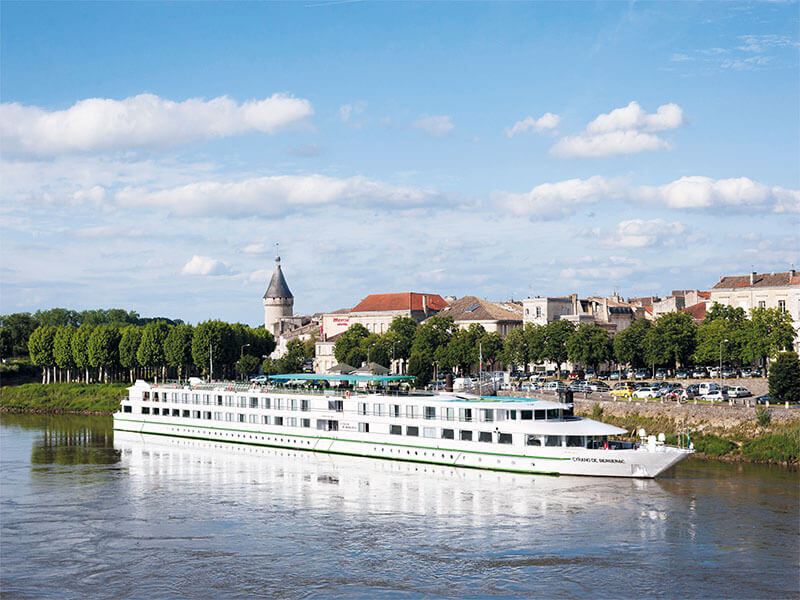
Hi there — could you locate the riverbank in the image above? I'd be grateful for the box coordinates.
[0,383,127,414]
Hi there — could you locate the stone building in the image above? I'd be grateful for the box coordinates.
[263,255,294,336]
[435,295,522,336]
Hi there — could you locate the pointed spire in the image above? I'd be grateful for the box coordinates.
[263,249,293,299]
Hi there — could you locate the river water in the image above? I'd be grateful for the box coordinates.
[1,414,797,599]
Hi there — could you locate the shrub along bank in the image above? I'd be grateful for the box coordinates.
[580,403,799,466]
[0,383,126,413]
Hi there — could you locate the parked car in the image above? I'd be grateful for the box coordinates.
[707,367,720,378]
[610,382,636,398]
[654,368,667,380]
[543,381,567,392]
[663,384,684,400]
[609,371,622,381]
[587,381,610,392]
[698,382,720,396]
[625,368,636,379]
[569,381,591,393]
[749,368,763,378]
[721,367,738,379]
[568,370,585,380]
[633,386,662,399]
[597,371,610,380]
[702,390,728,402]
[249,375,269,383]
[755,394,771,404]
[726,386,751,398]
[585,368,596,379]
[675,370,689,380]
[634,381,652,389]
[634,369,649,380]
[691,367,707,379]
[681,384,701,400]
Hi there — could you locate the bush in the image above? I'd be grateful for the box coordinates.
[741,427,800,464]
[691,434,737,457]
[755,407,771,427]
[768,351,800,403]
[591,403,604,420]
[0,383,126,413]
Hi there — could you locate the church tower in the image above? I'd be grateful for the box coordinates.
[263,254,294,335]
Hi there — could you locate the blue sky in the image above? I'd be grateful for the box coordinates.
[1,1,798,325]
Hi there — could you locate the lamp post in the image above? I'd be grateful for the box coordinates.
[719,338,728,388]
[391,342,397,375]
[240,343,251,357]
[209,344,213,382]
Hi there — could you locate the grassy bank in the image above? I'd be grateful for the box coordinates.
[0,383,126,414]
[581,404,800,466]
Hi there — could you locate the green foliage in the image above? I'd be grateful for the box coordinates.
[0,327,12,359]
[386,316,418,360]
[333,323,370,364]
[136,322,169,368]
[502,326,528,370]
[87,325,121,370]
[755,407,771,427]
[119,326,143,369]
[408,351,433,387]
[591,403,603,420]
[692,434,737,457]
[191,320,237,376]
[276,339,313,373]
[235,354,261,378]
[768,351,800,403]
[53,326,77,369]
[543,319,575,375]
[0,383,126,413]
[741,426,800,464]
[524,323,546,364]
[411,315,454,358]
[694,317,746,366]
[567,323,612,370]
[2,313,38,357]
[70,324,94,371]
[644,312,697,368]
[359,333,390,367]
[743,307,796,365]
[248,327,277,358]
[703,303,747,324]
[28,326,57,369]
[613,319,651,367]
[163,324,193,369]
[33,308,81,327]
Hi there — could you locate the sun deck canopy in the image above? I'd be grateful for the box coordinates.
[268,373,415,383]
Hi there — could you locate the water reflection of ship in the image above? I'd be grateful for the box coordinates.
[115,431,665,518]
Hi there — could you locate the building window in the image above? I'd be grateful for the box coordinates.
[423,427,436,438]
[478,431,493,443]
[778,300,786,312]
[536,307,542,318]
[123,405,132,413]
[460,430,473,441]
[390,425,402,435]
[758,301,766,308]
[406,426,419,437]
[498,433,513,445]
[358,422,369,433]
[441,428,454,440]
[424,406,436,420]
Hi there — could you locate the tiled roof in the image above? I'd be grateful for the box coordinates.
[698,291,711,299]
[682,302,707,322]
[437,296,523,322]
[713,271,800,289]
[351,292,449,313]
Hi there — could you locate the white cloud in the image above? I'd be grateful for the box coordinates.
[495,175,625,219]
[559,256,642,282]
[243,243,271,255]
[339,101,366,123]
[504,112,561,138]
[0,93,314,156]
[413,114,454,137]
[181,255,231,276]
[551,101,683,158]
[115,174,440,217]
[604,218,686,248]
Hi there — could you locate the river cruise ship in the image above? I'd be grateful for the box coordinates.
[113,374,692,478]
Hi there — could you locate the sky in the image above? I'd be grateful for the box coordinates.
[1,1,798,326]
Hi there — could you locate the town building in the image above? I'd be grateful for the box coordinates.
[710,270,800,352]
[522,294,641,335]
[434,296,522,336]
[263,254,294,336]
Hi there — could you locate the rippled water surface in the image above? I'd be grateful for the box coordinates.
[1,414,798,599]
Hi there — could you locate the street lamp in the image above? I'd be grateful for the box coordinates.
[719,338,729,388]
[240,343,251,357]
[391,342,397,375]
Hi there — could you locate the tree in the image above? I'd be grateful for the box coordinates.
[703,303,747,325]
[34,308,81,327]
[87,325,121,383]
[436,328,478,374]
[235,354,261,378]
[248,327,277,359]
[694,318,746,366]
[502,327,528,371]
[567,323,612,371]
[119,326,143,382]
[411,315,454,358]
[613,319,651,368]
[408,351,433,387]
[644,312,697,369]
[543,320,575,378]
[333,323,369,364]
[191,320,237,378]
[481,331,504,370]
[277,339,312,373]
[359,333,390,367]
[53,325,76,382]
[0,327,12,359]
[1,312,38,357]
[137,322,170,376]
[768,351,800,403]
[164,324,194,380]
[28,325,57,383]
[386,316,418,360]
[71,324,94,383]
[524,323,546,365]
[743,307,796,366]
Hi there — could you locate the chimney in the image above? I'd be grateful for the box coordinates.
[750,271,756,285]
[791,269,797,277]
[570,293,578,315]
[422,294,428,315]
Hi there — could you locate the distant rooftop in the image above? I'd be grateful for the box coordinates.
[351,292,448,313]
[713,271,799,290]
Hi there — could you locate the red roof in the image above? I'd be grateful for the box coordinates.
[713,271,799,289]
[698,291,711,299]
[682,302,707,322]
[351,292,449,313]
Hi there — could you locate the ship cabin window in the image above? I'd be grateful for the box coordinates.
[289,399,297,411]
[498,433,513,445]
[302,419,311,428]
[238,397,247,408]
[153,392,159,401]
[495,410,505,422]
[441,428,454,440]
[478,431,492,443]
[526,435,542,447]
[406,426,419,437]
[172,409,180,417]
[521,410,533,420]
[316,419,338,431]
[123,405,132,413]
[459,408,472,422]
[274,416,283,426]
[301,400,309,412]
[566,435,583,447]
[225,412,233,421]
[249,415,258,424]
[182,393,189,403]
[238,413,246,423]
[143,392,150,400]
[288,417,297,427]
[390,404,401,418]
[141,406,150,415]
[423,427,436,438]
[152,408,160,415]
[263,398,271,409]
[327,400,343,412]
[460,430,473,441]
[215,396,222,406]
[445,407,455,421]
[214,412,222,420]
[373,404,385,416]
[508,410,517,420]
[204,411,212,420]
[204,395,211,405]
[193,411,201,419]
[545,435,561,447]
[424,406,436,420]
[547,409,560,420]
[358,422,369,433]
[224,396,232,407]
[192,394,199,404]
[390,425,402,435]
[563,404,574,417]
[534,410,546,420]
[358,402,368,415]
[480,409,494,423]
[183,410,191,418]
[262,416,271,425]
[406,406,419,419]
[249,397,258,409]
[275,398,283,410]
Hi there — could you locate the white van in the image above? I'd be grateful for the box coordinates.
[698,382,719,396]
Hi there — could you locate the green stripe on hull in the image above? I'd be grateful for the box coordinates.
[114,427,562,477]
